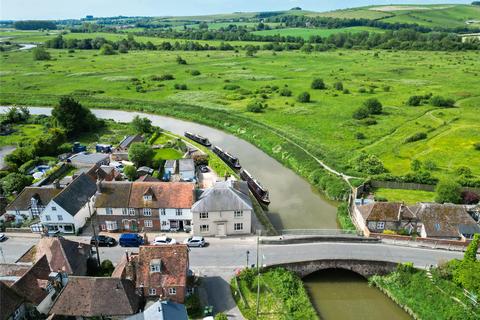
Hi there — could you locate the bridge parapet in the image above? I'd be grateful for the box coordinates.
[266,259,398,278]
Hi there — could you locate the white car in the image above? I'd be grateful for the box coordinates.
[183,236,206,247]
[152,236,177,245]
[0,233,6,242]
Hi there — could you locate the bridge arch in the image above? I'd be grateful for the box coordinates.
[266,259,398,278]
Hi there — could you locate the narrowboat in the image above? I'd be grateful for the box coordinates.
[184,131,212,147]
[212,146,241,170]
[240,169,270,206]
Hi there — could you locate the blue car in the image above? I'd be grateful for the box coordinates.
[119,233,144,247]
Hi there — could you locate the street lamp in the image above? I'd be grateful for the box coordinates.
[246,250,250,268]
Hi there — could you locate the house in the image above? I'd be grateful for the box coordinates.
[178,159,195,181]
[415,203,480,240]
[353,202,420,235]
[117,135,144,152]
[49,277,141,318]
[137,166,154,176]
[126,300,188,320]
[68,152,110,168]
[95,165,122,181]
[5,187,62,220]
[39,173,97,234]
[113,245,189,304]
[16,237,92,276]
[95,181,195,232]
[164,160,176,176]
[0,282,26,320]
[191,180,252,237]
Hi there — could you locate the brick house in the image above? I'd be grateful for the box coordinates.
[94,181,195,232]
[113,245,189,304]
[354,202,420,235]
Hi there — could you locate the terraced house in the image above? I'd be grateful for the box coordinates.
[94,181,195,232]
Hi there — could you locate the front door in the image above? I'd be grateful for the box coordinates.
[217,223,226,237]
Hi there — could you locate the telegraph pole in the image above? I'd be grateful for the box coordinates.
[256,233,260,316]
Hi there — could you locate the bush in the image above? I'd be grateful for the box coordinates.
[355,132,366,140]
[214,313,228,320]
[99,44,115,55]
[363,98,383,115]
[404,132,427,143]
[99,260,114,277]
[474,142,480,151]
[32,47,51,61]
[311,78,326,90]
[174,83,188,90]
[353,106,370,119]
[354,153,387,175]
[461,191,479,204]
[334,81,344,91]
[128,143,154,167]
[431,95,455,107]
[151,74,174,81]
[246,101,267,113]
[190,70,201,76]
[435,180,462,204]
[176,55,187,65]
[297,91,310,103]
[1,173,33,195]
[407,95,422,106]
[358,87,367,93]
[123,165,137,181]
[279,88,292,96]
[223,84,240,90]
[456,166,472,178]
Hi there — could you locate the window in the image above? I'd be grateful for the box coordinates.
[168,288,176,295]
[51,207,57,211]
[234,223,243,231]
[149,288,156,295]
[143,208,152,216]
[100,224,107,231]
[162,221,168,226]
[234,210,243,218]
[367,221,377,229]
[129,208,136,216]
[144,220,153,227]
[200,212,208,219]
[106,221,118,231]
[122,208,128,216]
[376,221,385,230]
[45,215,51,221]
[106,208,113,215]
[176,209,182,216]
[144,195,152,201]
[200,224,209,232]
[161,209,166,215]
[150,260,161,272]
[57,215,63,221]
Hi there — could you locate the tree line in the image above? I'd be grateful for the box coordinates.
[13,20,57,30]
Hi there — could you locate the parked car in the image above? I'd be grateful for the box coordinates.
[0,233,7,242]
[90,235,117,247]
[152,236,177,245]
[184,236,206,247]
[119,233,144,247]
[199,165,209,173]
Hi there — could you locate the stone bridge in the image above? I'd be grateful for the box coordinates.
[266,259,399,278]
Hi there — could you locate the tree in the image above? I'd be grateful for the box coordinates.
[245,45,257,57]
[214,313,228,320]
[123,165,137,181]
[431,95,455,108]
[435,180,462,204]
[352,106,370,119]
[311,78,326,90]
[128,143,153,167]
[99,260,115,276]
[32,47,51,61]
[354,153,387,175]
[297,92,310,103]
[99,44,115,55]
[363,98,383,115]
[334,81,343,91]
[411,159,422,171]
[1,173,33,195]
[455,166,472,178]
[407,95,422,106]
[464,234,479,262]
[52,96,102,137]
[4,106,30,123]
[279,88,292,97]
[131,116,153,134]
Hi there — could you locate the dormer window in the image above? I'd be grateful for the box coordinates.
[150,259,161,273]
[144,195,152,201]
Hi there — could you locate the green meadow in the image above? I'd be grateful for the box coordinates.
[1,46,479,182]
[252,26,384,39]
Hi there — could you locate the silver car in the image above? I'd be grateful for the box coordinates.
[183,236,206,247]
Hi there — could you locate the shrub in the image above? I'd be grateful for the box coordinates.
[246,101,267,113]
[358,87,367,93]
[343,88,350,94]
[405,132,427,143]
[334,81,343,91]
[32,47,51,61]
[363,98,383,115]
[311,78,326,89]
[474,142,480,151]
[456,166,472,178]
[123,165,137,181]
[355,132,366,140]
[223,84,240,90]
[461,191,479,204]
[279,88,292,97]
[176,55,187,64]
[99,44,115,55]
[297,92,310,103]
[362,118,377,126]
[407,95,422,106]
[190,70,201,76]
[151,74,174,81]
[1,173,33,195]
[435,180,462,204]
[383,230,396,235]
[353,106,370,119]
[354,153,387,175]
[431,95,455,107]
[214,313,228,320]
[423,160,438,171]
[174,83,187,90]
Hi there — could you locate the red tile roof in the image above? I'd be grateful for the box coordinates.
[10,256,51,304]
[129,182,194,209]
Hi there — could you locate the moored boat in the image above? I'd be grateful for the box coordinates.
[212,146,241,170]
[240,169,270,206]
[184,131,211,147]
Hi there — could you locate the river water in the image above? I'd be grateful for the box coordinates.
[0,106,410,319]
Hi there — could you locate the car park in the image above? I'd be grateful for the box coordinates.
[152,236,177,245]
[183,236,206,247]
[90,235,117,247]
[119,233,144,247]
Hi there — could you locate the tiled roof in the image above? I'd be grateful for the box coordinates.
[136,175,161,182]
[0,282,24,320]
[192,180,252,213]
[49,277,140,317]
[416,203,478,238]
[6,187,62,211]
[357,202,417,222]
[10,255,51,304]
[129,182,195,209]
[119,135,143,149]
[52,173,97,216]
[136,245,189,289]
[17,238,91,276]
[94,181,132,208]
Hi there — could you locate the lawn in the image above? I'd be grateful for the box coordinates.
[151,133,173,145]
[252,26,383,39]
[374,188,435,204]
[153,148,183,160]
[1,46,479,187]
[0,123,45,147]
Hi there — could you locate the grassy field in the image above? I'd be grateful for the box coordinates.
[252,26,384,39]
[1,47,479,184]
[153,148,183,160]
[0,123,45,147]
[374,188,435,204]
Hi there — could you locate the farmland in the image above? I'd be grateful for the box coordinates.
[252,26,384,39]
[1,42,479,188]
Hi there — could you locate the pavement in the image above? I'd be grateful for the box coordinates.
[0,233,467,319]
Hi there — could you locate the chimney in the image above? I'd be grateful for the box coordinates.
[96,180,102,194]
[53,179,60,189]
